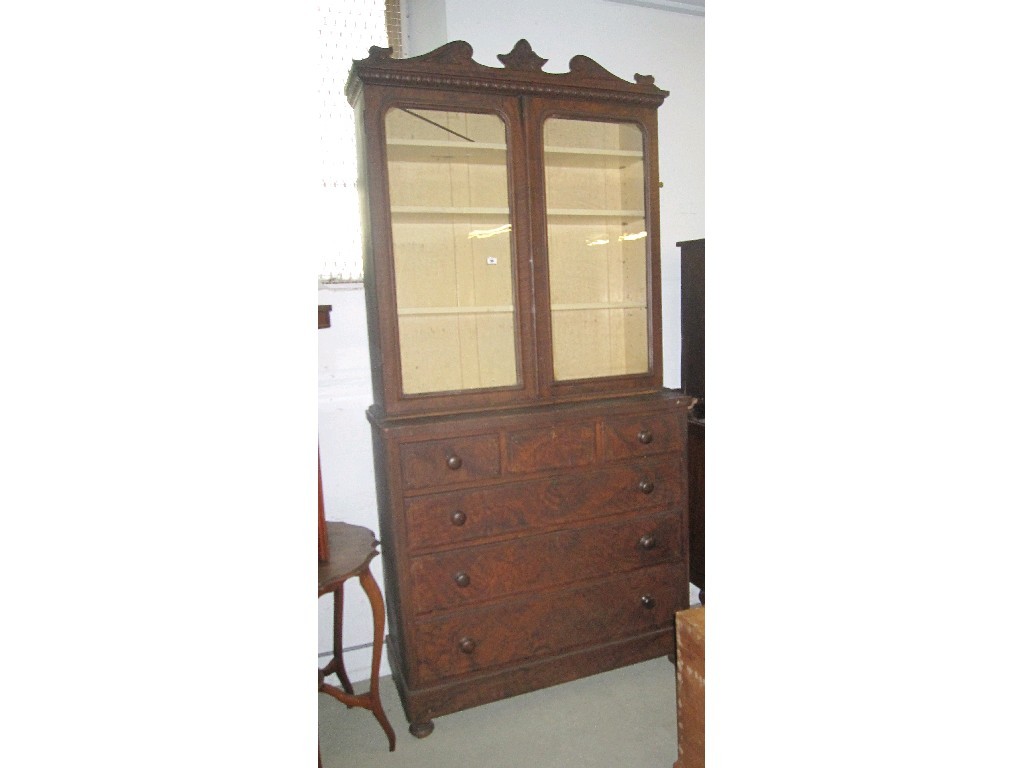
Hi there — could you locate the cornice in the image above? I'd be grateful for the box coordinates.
[345,39,668,108]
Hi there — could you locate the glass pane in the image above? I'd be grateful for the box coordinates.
[385,109,519,395]
[544,119,650,381]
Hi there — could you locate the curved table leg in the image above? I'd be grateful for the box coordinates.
[359,566,397,752]
[332,587,355,697]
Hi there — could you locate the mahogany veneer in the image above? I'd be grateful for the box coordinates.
[347,39,694,735]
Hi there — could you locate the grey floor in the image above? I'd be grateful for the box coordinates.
[319,658,678,768]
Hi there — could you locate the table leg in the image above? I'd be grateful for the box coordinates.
[359,567,396,752]
[332,587,354,696]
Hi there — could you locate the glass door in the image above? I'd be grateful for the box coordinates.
[384,108,520,396]
[542,118,651,382]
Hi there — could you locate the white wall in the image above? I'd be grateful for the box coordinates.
[319,0,703,682]
[317,284,383,683]
[402,0,448,57]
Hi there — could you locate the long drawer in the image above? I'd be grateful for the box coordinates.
[396,406,684,492]
[412,562,680,684]
[409,511,681,614]
[404,456,682,551]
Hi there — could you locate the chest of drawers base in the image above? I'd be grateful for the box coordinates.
[369,392,692,732]
[389,626,675,727]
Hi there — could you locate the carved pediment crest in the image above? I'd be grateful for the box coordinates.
[497,39,548,72]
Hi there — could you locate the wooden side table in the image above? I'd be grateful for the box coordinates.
[318,521,396,754]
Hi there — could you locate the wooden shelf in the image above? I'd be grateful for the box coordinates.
[391,206,643,220]
[550,301,647,312]
[547,208,646,219]
[387,139,508,163]
[391,206,510,217]
[398,305,514,317]
[544,145,644,169]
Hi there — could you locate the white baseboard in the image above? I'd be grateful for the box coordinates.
[320,644,392,687]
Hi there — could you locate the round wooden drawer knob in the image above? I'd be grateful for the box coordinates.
[637,429,654,444]
[638,479,654,494]
[458,637,476,654]
[446,455,463,470]
[454,571,471,588]
[640,594,656,609]
[451,510,467,526]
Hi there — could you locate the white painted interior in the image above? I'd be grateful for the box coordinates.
[319,0,703,683]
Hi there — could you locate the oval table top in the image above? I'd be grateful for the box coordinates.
[318,521,379,595]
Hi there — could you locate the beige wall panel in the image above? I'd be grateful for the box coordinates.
[620,238,649,303]
[545,164,615,210]
[620,159,645,211]
[552,305,650,381]
[388,159,456,207]
[545,119,616,150]
[392,220,459,308]
[617,122,644,152]
[465,224,514,306]
[547,222,611,305]
[457,313,518,389]
[552,309,611,380]
[398,315,466,394]
[398,312,518,395]
[464,163,509,209]
[622,309,650,373]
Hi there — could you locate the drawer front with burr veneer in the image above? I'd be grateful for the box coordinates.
[369,394,691,727]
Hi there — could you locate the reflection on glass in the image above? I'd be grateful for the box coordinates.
[543,118,650,381]
[385,109,519,395]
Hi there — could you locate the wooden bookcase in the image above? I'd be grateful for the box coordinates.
[347,39,694,737]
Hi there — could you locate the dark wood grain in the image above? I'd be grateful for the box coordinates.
[387,628,675,732]
[368,393,692,727]
[408,512,681,614]
[687,420,704,590]
[412,563,680,684]
[602,410,684,461]
[404,456,682,551]
[398,434,502,490]
[678,239,704,417]
[348,38,692,735]
[505,422,597,473]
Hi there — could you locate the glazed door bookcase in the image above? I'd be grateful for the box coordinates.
[347,40,693,737]
[351,45,663,418]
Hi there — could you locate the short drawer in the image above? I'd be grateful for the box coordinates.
[602,411,683,461]
[505,421,597,474]
[408,512,681,614]
[399,434,501,490]
[404,457,683,550]
[412,562,681,684]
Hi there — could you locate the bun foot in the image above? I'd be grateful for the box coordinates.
[409,720,434,739]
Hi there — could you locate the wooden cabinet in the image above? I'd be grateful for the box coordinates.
[679,238,705,592]
[347,39,693,735]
